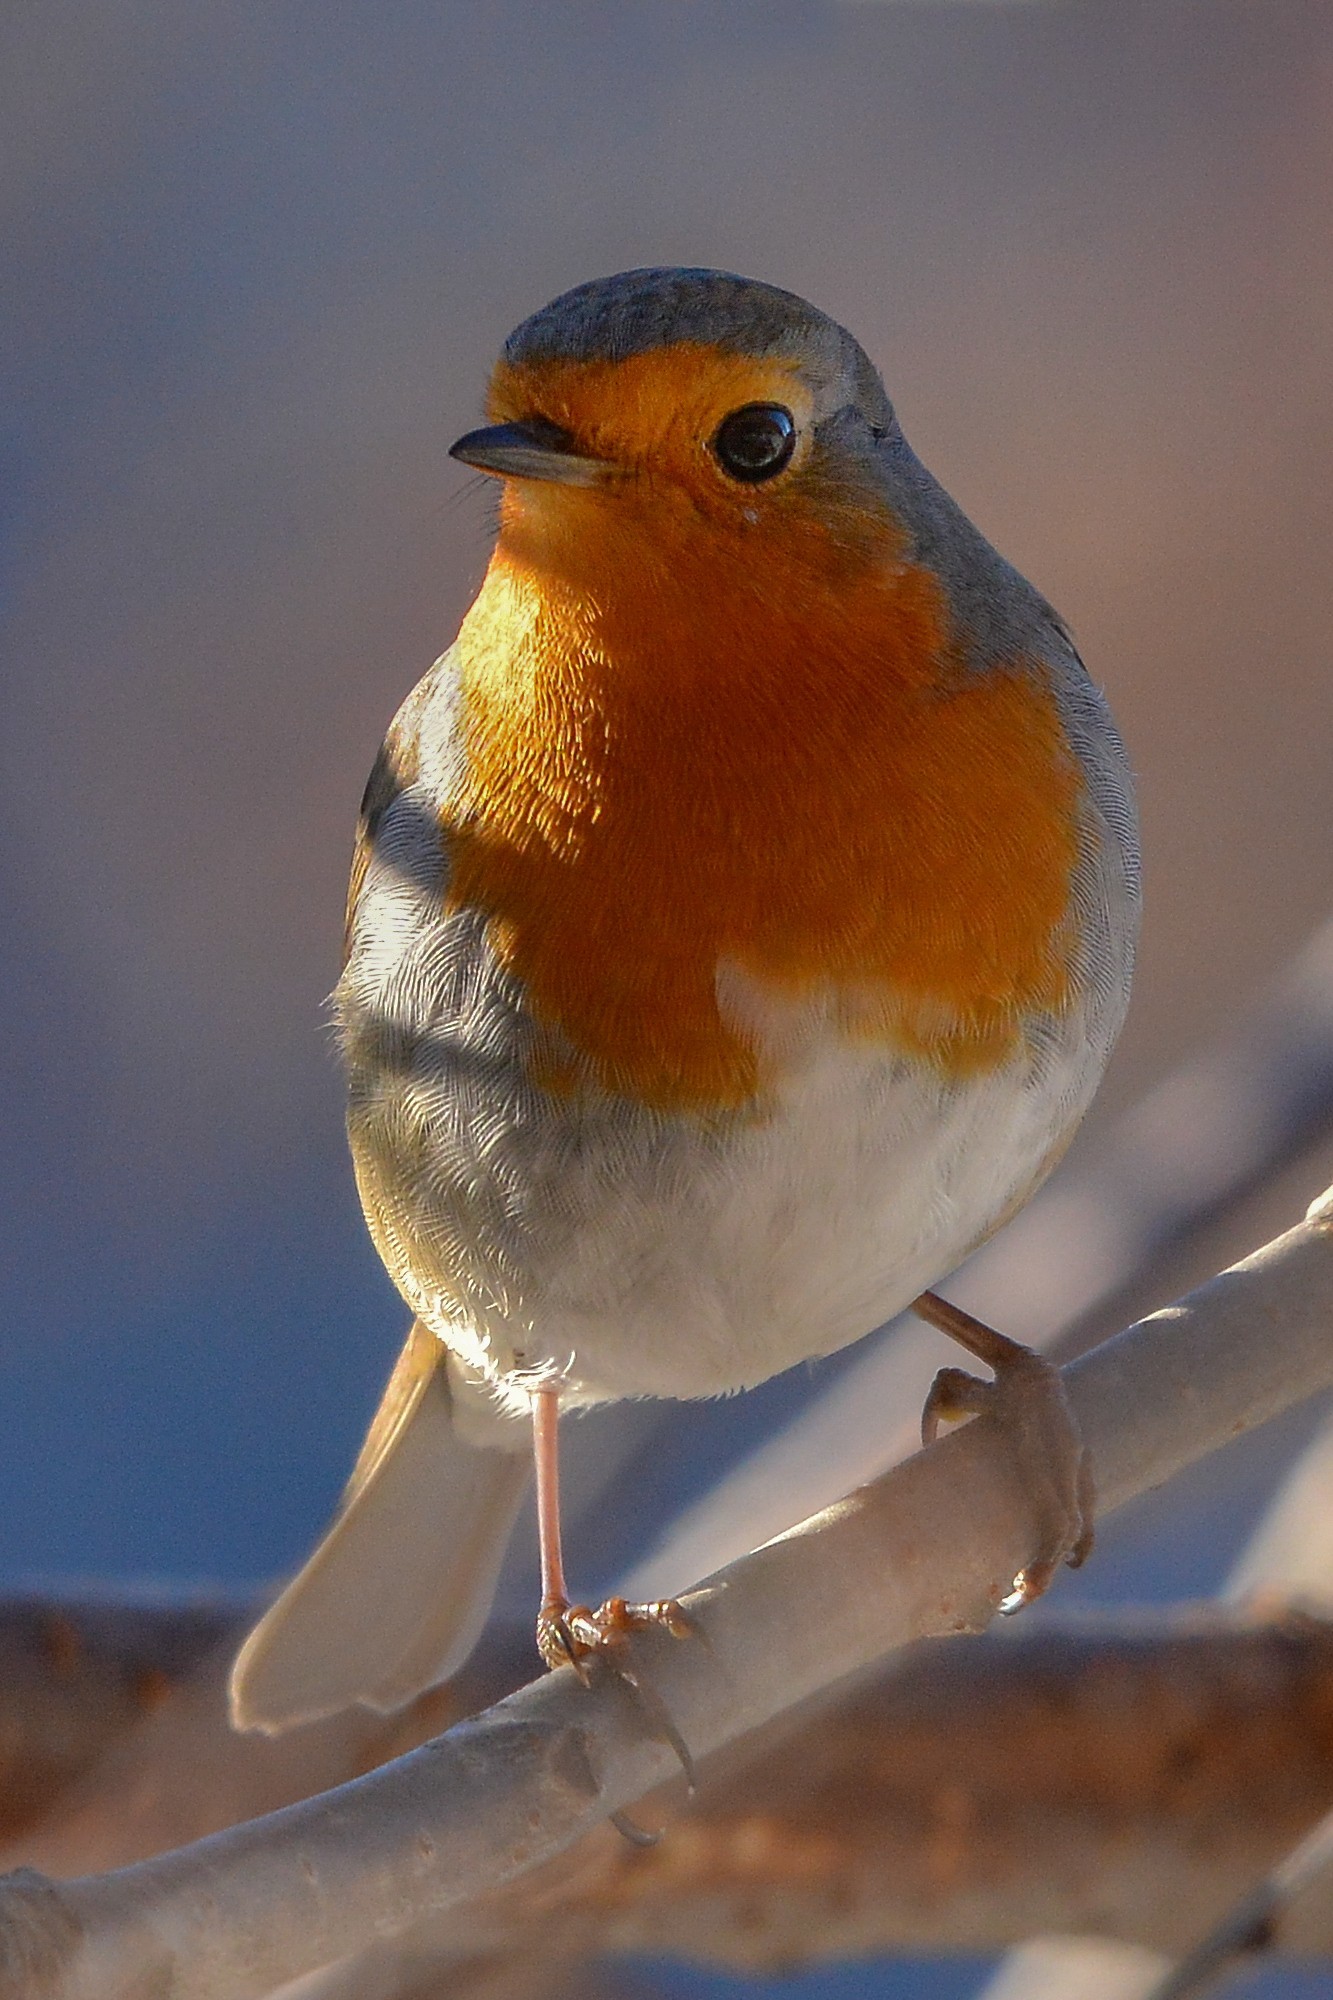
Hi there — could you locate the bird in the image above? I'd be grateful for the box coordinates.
[229,267,1139,1734]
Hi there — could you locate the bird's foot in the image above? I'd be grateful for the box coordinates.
[914,1293,1094,1615]
[537,1594,697,1812]
[537,1594,693,1679]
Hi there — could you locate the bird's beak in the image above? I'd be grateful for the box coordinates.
[449,420,609,487]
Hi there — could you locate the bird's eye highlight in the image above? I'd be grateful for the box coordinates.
[711,403,797,483]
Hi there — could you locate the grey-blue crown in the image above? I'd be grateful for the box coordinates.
[503,267,866,378]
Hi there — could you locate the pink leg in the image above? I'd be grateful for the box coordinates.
[533,1383,594,1676]
[529,1386,698,1817]
[533,1382,569,1616]
[530,1382,692,1685]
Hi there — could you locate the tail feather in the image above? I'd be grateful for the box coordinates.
[229,1322,529,1734]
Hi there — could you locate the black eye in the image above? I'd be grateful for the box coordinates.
[711,403,797,483]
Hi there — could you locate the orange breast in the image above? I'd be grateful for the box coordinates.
[445,401,1082,1114]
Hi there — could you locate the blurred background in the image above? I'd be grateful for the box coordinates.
[4,2,1333,1994]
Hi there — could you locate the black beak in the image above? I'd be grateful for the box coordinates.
[448,419,608,486]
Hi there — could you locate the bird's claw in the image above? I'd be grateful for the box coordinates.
[536,1594,697,1800]
[920,1329,1094,1615]
[537,1593,692,1674]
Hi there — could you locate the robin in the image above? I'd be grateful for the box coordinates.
[230,268,1139,1732]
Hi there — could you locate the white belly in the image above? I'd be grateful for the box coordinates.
[456,1002,1098,1411]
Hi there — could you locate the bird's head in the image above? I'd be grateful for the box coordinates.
[450,268,901,591]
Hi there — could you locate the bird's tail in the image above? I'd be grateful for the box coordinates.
[229,1320,530,1733]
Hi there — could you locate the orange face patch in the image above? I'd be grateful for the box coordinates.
[444,344,1083,1113]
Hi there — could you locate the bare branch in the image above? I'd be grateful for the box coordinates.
[0,1603,534,1880]
[433,1610,1333,1970]
[3,1186,1333,2000]
[11,1603,1333,1963]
